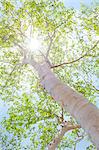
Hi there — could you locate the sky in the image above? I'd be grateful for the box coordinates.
[0,0,98,149]
[63,0,98,8]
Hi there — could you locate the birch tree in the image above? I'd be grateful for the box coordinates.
[0,0,99,149]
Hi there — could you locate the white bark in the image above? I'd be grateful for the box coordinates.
[48,122,80,150]
[30,61,99,148]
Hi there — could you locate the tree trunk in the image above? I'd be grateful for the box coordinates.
[30,61,99,148]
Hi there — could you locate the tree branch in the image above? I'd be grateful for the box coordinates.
[2,62,22,89]
[48,121,80,150]
[46,30,56,59]
[74,134,84,150]
[51,41,99,68]
[45,11,74,60]
[13,42,28,61]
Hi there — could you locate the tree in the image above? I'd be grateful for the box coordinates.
[0,0,99,149]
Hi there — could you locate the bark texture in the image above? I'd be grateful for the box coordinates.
[30,61,99,148]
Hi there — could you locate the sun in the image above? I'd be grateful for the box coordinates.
[27,37,41,52]
[24,26,43,53]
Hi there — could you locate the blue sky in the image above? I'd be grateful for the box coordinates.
[63,0,98,8]
[0,0,98,149]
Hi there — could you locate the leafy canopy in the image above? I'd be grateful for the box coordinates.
[0,0,98,149]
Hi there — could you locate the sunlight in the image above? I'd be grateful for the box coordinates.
[24,26,43,53]
[27,37,42,52]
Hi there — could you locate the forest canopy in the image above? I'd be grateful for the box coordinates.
[0,0,99,149]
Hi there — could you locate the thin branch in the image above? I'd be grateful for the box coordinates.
[92,85,99,92]
[53,11,74,31]
[48,121,80,150]
[74,134,85,150]
[51,54,87,68]
[51,41,99,68]
[46,30,56,59]
[44,13,72,59]
[9,63,21,76]
[61,108,64,122]
[13,41,28,60]
[3,25,28,58]
[17,28,29,39]
[39,50,53,67]
[2,62,22,89]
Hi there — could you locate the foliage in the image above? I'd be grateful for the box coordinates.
[0,0,98,149]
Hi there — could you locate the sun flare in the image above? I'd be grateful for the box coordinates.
[27,37,41,52]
